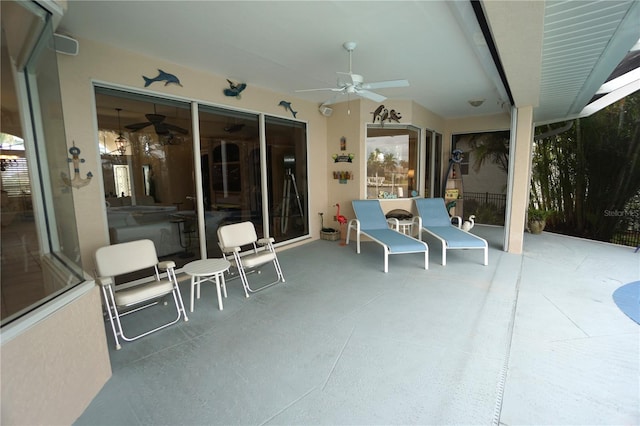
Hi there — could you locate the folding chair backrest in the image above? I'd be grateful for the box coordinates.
[95,239,159,277]
[217,221,258,249]
[414,198,453,227]
[352,200,389,230]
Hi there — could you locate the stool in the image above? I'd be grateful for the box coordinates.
[183,258,231,312]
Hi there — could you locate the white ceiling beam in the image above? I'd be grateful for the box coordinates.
[482,0,546,108]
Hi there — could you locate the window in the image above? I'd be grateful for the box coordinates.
[1,0,84,326]
[0,151,31,197]
[366,125,420,199]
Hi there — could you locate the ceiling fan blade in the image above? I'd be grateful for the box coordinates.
[153,123,170,135]
[295,87,343,93]
[164,123,189,134]
[362,79,410,90]
[356,90,387,103]
[124,122,153,132]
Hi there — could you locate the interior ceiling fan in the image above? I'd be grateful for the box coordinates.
[296,41,409,105]
[125,105,189,136]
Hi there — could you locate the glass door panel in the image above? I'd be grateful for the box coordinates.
[265,116,308,242]
[198,106,260,257]
[95,88,196,269]
[433,132,443,197]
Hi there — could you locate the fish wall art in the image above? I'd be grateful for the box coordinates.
[278,100,297,118]
[142,69,183,87]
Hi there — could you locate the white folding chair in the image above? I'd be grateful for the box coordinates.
[94,239,188,350]
[217,221,285,297]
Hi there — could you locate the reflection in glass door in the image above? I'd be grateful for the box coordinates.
[113,165,131,197]
[433,132,443,198]
[198,106,261,258]
[265,117,308,243]
[95,88,196,269]
[95,90,310,267]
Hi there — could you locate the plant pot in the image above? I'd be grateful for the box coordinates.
[320,229,340,241]
[528,219,546,234]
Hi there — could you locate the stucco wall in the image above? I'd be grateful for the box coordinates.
[57,37,329,274]
[1,286,111,425]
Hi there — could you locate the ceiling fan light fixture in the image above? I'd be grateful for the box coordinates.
[343,41,357,52]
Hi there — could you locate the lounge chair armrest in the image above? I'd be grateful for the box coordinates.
[221,246,241,254]
[347,218,360,232]
[157,260,176,270]
[96,276,114,287]
[257,237,275,246]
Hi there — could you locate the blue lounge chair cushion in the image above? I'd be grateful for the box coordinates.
[352,200,390,230]
[365,229,428,253]
[425,226,487,248]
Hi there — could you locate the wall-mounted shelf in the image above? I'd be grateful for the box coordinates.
[333,170,352,184]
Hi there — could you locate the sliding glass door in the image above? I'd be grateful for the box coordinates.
[95,88,309,267]
[198,105,261,258]
[95,88,196,268]
[265,116,308,242]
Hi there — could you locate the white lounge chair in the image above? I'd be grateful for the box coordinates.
[346,199,428,272]
[414,198,488,266]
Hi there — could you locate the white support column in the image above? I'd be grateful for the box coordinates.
[504,105,534,254]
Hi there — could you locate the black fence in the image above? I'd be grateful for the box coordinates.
[611,229,640,248]
[463,192,506,225]
[464,191,507,211]
[462,192,640,248]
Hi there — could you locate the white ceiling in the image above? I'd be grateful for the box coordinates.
[57,0,640,124]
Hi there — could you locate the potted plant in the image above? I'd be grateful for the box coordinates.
[319,212,340,241]
[527,207,549,234]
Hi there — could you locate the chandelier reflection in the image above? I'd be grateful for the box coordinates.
[114,108,128,156]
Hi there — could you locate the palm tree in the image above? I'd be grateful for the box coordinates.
[367,149,384,177]
[382,152,398,174]
[467,131,509,174]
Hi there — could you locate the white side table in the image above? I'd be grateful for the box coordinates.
[184,258,231,312]
[397,219,415,236]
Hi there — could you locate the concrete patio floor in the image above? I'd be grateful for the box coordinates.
[74,226,639,425]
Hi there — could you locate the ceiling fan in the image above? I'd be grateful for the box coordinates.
[296,41,409,105]
[125,105,189,136]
